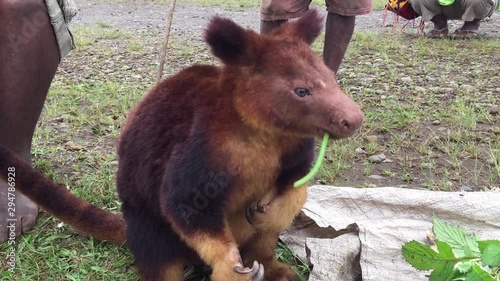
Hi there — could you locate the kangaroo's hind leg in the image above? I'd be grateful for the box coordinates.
[124,207,193,281]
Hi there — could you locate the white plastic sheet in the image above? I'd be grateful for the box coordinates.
[281,186,500,281]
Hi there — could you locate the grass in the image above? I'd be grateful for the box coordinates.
[1,3,499,281]
[311,31,499,190]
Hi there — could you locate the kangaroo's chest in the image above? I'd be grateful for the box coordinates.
[221,137,283,210]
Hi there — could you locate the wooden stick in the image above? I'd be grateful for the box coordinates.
[156,0,177,83]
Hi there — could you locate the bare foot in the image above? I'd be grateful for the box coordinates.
[453,19,481,38]
[430,14,448,30]
[0,181,38,243]
[427,14,449,38]
[459,18,481,32]
[426,27,449,38]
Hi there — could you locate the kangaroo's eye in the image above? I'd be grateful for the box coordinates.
[294,88,310,98]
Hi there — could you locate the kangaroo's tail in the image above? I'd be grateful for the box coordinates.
[0,146,126,245]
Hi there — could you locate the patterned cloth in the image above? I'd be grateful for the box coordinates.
[386,0,420,19]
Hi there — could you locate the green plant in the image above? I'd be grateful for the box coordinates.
[402,215,500,281]
[381,169,394,177]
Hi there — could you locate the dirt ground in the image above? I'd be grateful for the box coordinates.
[73,0,500,37]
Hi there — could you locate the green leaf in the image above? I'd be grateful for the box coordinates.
[403,240,459,280]
[403,240,441,270]
[481,243,500,267]
[478,240,500,253]
[449,268,467,281]
[464,245,474,257]
[430,261,456,281]
[433,215,480,257]
[457,261,473,274]
[465,263,495,281]
[431,241,458,281]
[437,240,457,259]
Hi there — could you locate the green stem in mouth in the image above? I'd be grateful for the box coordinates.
[293,132,329,188]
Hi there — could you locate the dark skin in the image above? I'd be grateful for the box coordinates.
[429,14,481,36]
[0,0,60,242]
[460,19,481,31]
[430,14,448,30]
[261,12,355,73]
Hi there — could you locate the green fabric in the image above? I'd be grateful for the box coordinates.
[437,0,455,6]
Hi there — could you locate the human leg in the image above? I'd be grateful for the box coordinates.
[458,0,495,21]
[410,0,450,37]
[453,0,495,36]
[428,13,449,37]
[0,0,60,242]
[323,0,372,72]
[323,14,355,73]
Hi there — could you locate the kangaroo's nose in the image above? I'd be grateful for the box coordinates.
[328,90,364,138]
[338,108,364,137]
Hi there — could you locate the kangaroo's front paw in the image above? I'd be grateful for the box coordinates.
[234,261,265,281]
[245,199,269,226]
[212,260,265,281]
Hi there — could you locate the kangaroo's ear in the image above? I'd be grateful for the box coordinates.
[272,9,324,45]
[205,17,261,65]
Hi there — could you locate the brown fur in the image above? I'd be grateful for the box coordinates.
[0,10,363,281]
[0,151,126,245]
[247,184,308,234]
[160,260,184,281]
